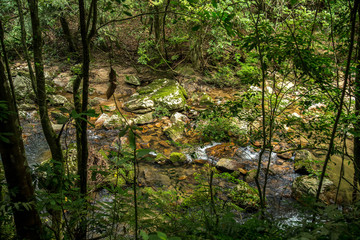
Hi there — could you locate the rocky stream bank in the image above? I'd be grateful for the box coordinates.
[13,61,357,222]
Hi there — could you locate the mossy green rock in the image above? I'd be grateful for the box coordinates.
[132,112,154,125]
[292,175,336,204]
[125,79,187,113]
[294,150,323,175]
[230,181,260,211]
[245,169,257,183]
[13,74,35,101]
[164,122,185,142]
[125,75,141,86]
[170,152,187,166]
[199,93,213,106]
[155,153,167,163]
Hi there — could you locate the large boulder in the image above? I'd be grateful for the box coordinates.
[169,152,188,166]
[131,112,154,125]
[216,158,245,172]
[125,75,141,86]
[294,150,322,175]
[13,74,35,101]
[229,181,260,211]
[125,79,187,113]
[292,175,336,204]
[48,95,69,106]
[95,113,124,129]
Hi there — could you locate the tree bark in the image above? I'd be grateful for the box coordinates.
[353,6,360,202]
[74,0,98,238]
[0,58,43,240]
[27,0,64,238]
[16,0,37,97]
[60,14,76,53]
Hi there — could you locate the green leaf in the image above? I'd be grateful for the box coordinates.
[137,149,152,158]
[140,231,149,240]
[211,0,217,8]
[118,126,129,138]
[157,232,167,240]
[123,11,132,16]
[191,25,201,31]
[129,130,136,150]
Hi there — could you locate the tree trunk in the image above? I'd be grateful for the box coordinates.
[27,0,64,238]
[16,0,37,97]
[60,13,76,53]
[0,58,43,240]
[353,6,360,202]
[74,0,98,238]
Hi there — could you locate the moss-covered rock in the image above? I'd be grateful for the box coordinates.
[13,74,35,101]
[132,112,154,125]
[125,79,187,113]
[125,75,141,86]
[155,153,167,164]
[48,95,69,106]
[294,150,323,175]
[230,181,260,211]
[199,93,213,106]
[164,122,185,142]
[245,169,257,183]
[170,152,187,166]
[292,175,336,204]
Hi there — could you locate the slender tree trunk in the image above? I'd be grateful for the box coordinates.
[74,0,97,238]
[16,0,37,97]
[60,13,76,53]
[353,6,360,202]
[0,58,43,240]
[0,20,18,114]
[154,5,161,45]
[27,0,64,238]
[316,0,359,203]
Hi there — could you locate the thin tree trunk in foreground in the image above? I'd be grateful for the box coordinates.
[0,58,43,240]
[28,0,64,238]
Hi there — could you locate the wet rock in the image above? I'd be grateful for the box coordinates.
[199,93,213,106]
[170,112,189,124]
[216,158,245,172]
[292,175,336,204]
[164,122,185,142]
[94,113,124,129]
[90,97,106,106]
[95,113,110,128]
[277,151,293,160]
[193,159,208,165]
[13,74,35,101]
[48,95,69,106]
[53,72,71,88]
[245,169,257,183]
[140,168,171,187]
[125,79,187,113]
[125,75,141,86]
[65,80,74,93]
[230,181,260,211]
[132,112,154,125]
[206,142,236,160]
[294,150,322,174]
[170,152,188,166]
[155,153,167,164]
[19,103,36,111]
[103,114,124,129]
[51,123,63,132]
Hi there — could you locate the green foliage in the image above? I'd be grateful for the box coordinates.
[152,105,171,119]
